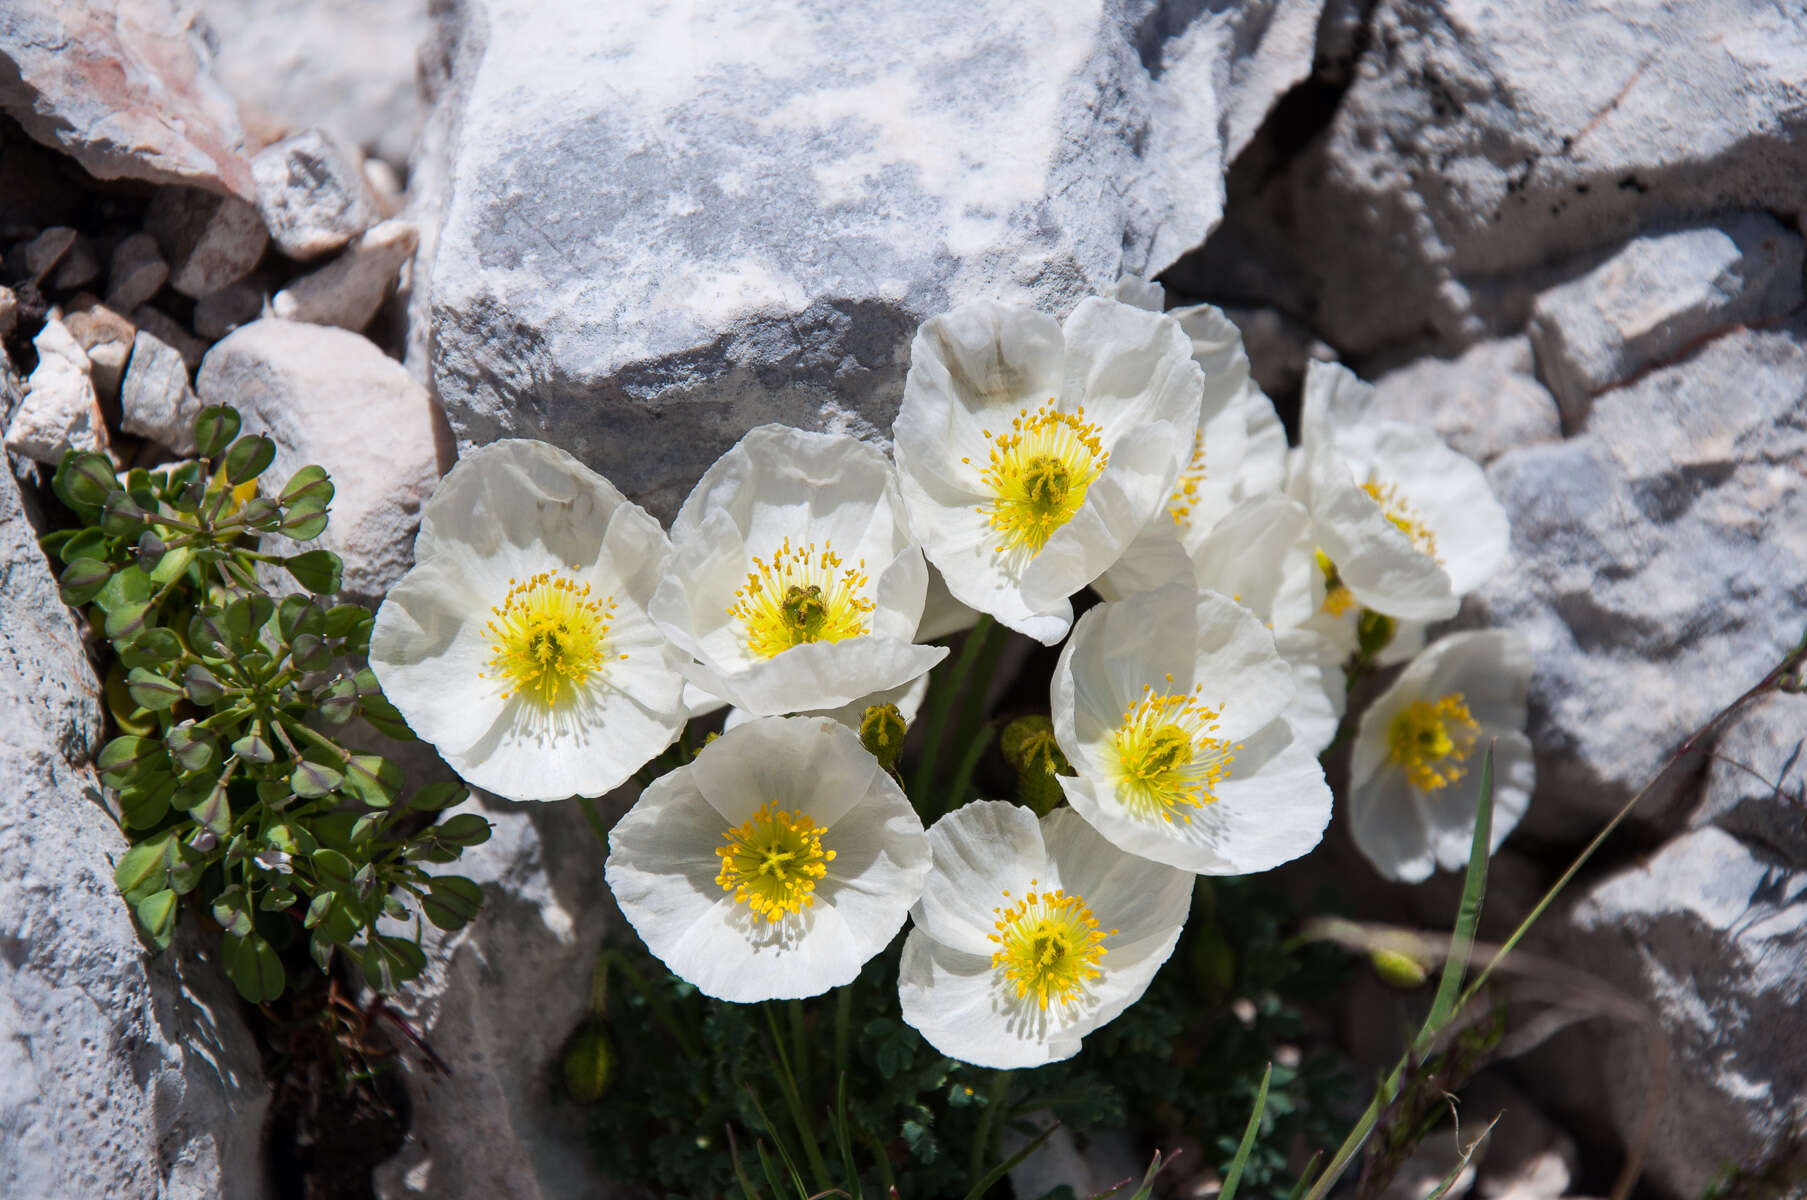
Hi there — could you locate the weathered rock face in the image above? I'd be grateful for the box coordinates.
[1194,0,1807,356]
[196,319,448,599]
[1474,318,1807,842]
[423,0,1325,518]
[1369,335,1561,464]
[0,0,255,200]
[371,790,620,1200]
[0,465,269,1199]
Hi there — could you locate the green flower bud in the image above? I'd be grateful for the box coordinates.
[1370,945,1431,989]
[563,1025,614,1103]
[859,703,908,769]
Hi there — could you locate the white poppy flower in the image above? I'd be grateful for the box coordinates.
[897,801,1190,1068]
[892,298,1204,644]
[1350,630,1535,883]
[370,439,689,802]
[605,715,931,1002]
[649,425,947,716]
[1298,361,1509,622]
[1051,585,1333,875]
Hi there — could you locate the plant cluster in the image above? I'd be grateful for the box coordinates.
[46,403,490,1004]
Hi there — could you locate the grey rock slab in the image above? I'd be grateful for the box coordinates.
[132,305,211,372]
[1549,826,1807,1200]
[196,318,443,598]
[0,464,269,1199]
[50,235,101,292]
[1474,318,1807,842]
[21,225,76,282]
[272,218,418,332]
[121,330,202,454]
[1197,0,1807,355]
[106,232,171,312]
[4,317,109,464]
[1372,335,1562,463]
[1692,691,1807,868]
[371,791,618,1200]
[147,186,270,299]
[252,129,380,261]
[0,0,255,200]
[64,302,138,401]
[193,280,267,340]
[1529,215,1804,427]
[422,0,1326,519]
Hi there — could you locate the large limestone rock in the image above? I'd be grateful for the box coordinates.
[0,465,269,1198]
[0,0,255,200]
[423,0,1325,518]
[1195,0,1807,356]
[196,319,447,599]
[1475,318,1807,842]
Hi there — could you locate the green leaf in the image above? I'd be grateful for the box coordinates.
[284,550,342,595]
[193,405,241,459]
[134,889,178,950]
[104,601,153,643]
[100,490,148,536]
[421,876,484,931]
[311,848,357,892]
[231,729,275,764]
[358,692,412,740]
[147,543,195,587]
[119,628,182,669]
[97,736,166,787]
[187,610,230,658]
[362,935,428,993]
[318,677,358,723]
[279,496,330,541]
[289,759,343,798]
[54,450,121,513]
[435,813,492,847]
[341,754,398,809]
[277,594,323,642]
[303,892,359,944]
[192,775,234,840]
[183,663,225,706]
[211,887,255,938]
[125,667,185,711]
[324,604,368,639]
[222,931,286,1004]
[1415,744,1495,1054]
[408,782,469,812]
[165,723,219,775]
[1218,1063,1271,1200]
[117,776,176,829]
[280,464,334,506]
[133,530,167,572]
[290,632,330,671]
[57,526,111,564]
[223,434,276,485]
[115,833,174,900]
[224,595,275,645]
[58,556,114,606]
[94,564,151,614]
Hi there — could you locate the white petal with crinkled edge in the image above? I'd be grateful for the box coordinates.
[898,803,1188,1068]
[1052,587,1330,874]
[893,298,1202,644]
[605,716,930,1002]
[723,670,931,733]
[1350,631,1535,883]
[650,424,945,715]
[371,439,688,802]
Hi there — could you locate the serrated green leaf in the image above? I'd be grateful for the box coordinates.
[134,889,178,950]
[284,550,342,595]
[421,876,484,931]
[125,666,185,711]
[223,931,285,1004]
[193,406,241,459]
[223,434,275,485]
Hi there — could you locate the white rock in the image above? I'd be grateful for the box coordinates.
[196,318,443,598]
[371,791,618,1200]
[1372,336,1562,462]
[1476,319,1807,841]
[1691,691,1807,872]
[272,219,417,332]
[252,129,379,260]
[106,232,170,312]
[64,303,137,401]
[121,331,201,454]
[421,0,1326,518]
[132,306,211,372]
[0,465,268,1199]
[1223,303,1338,401]
[0,0,256,199]
[4,317,109,464]
[1529,216,1804,425]
[147,186,270,298]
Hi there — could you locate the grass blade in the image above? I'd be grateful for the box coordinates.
[1421,1114,1499,1200]
[831,1073,862,1200]
[1415,744,1494,1053]
[959,1118,1061,1200]
[763,1005,832,1190]
[1219,1062,1272,1200]
[728,1124,764,1200]
[1286,1150,1322,1200]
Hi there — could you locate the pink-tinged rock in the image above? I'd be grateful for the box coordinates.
[0,0,256,200]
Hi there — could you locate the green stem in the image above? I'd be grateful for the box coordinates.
[577,794,611,848]
[789,999,814,1121]
[763,1003,831,1191]
[945,722,996,814]
[599,950,700,1061]
[833,984,852,1088]
[969,1068,1015,1184]
[909,617,996,810]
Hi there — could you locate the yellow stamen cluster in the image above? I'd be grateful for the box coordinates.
[1387,692,1480,791]
[727,538,874,660]
[970,400,1107,558]
[482,570,617,706]
[989,880,1114,1011]
[1167,429,1207,526]
[714,803,836,923]
[1363,478,1438,559]
[1110,679,1238,824]
[1316,549,1357,617]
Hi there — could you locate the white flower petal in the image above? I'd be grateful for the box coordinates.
[1308,450,1458,621]
[908,799,1045,957]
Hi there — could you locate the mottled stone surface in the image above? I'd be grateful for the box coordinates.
[0,0,255,199]
[121,330,202,454]
[4,317,108,464]
[423,0,1325,518]
[252,129,379,260]
[0,464,269,1200]
[147,187,271,299]
[1371,335,1561,463]
[273,219,417,332]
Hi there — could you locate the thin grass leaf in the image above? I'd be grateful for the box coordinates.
[862,1131,898,1198]
[958,1119,1061,1200]
[745,1084,808,1192]
[728,1124,764,1200]
[1287,1151,1323,1200]
[1415,744,1494,1052]
[1219,1063,1272,1200]
[831,1074,862,1200]
[761,1008,833,1192]
[755,1139,794,1198]
[1116,1147,1176,1200]
[945,721,997,811]
[1421,1114,1499,1200]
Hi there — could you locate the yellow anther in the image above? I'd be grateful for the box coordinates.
[1110,684,1235,824]
[727,537,874,659]
[1387,692,1479,791]
[1168,429,1207,526]
[482,570,615,706]
[714,803,836,923]
[1363,478,1438,559]
[988,880,1114,1011]
[979,399,1108,559]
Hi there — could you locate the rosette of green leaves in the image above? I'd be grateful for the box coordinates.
[44,404,490,1005]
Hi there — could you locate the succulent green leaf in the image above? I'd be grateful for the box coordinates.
[117,776,176,829]
[165,723,219,775]
[212,887,255,938]
[104,601,153,643]
[408,781,468,812]
[318,677,358,724]
[187,610,230,658]
[94,565,152,614]
[134,889,178,950]
[283,550,342,595]
[193,406,242,459]
[421,876,485,931]
[277,594,324,642]
[133,530,166,572]
[58,555,115,606]
[147,543,195,587]
[280,465,334,506]
[119,627,182,669]
[232,729,275,763]
[223,434,276,485]
[183,663,225,705]
[341,754,398,809]
[192,776,234,840]
[114,833,174,900]
[357,693,412,740]
[290,632,331,672]
[125,667,184,711]
[223,931,285,1004]
[311,848,357,893]
[289,759,343,798]
[279,496,330,541]
[435,813,492,847]
[54,450,121,513]
[223,595,275,645]
[57,526,111,563]
[98,735,167,786]
[100,490,148,536]
[362,936,428,993]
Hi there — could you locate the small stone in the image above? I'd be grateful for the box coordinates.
[1371,337,1562,463]
[146,187,269,298]
[363,158,404,220]
[21,225,76,281]
[196,319,442,598]
[251,129,379,261]
[272,219,418,332]
[1529,215,1805,425]
[63,303,137,401]
[193,281,265,340]
[129,306,210,373]
[49,235,100,291]
[3,317,108,464]
[105,232,169,311]
[0,285,17,339]
[120,332,200,454]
